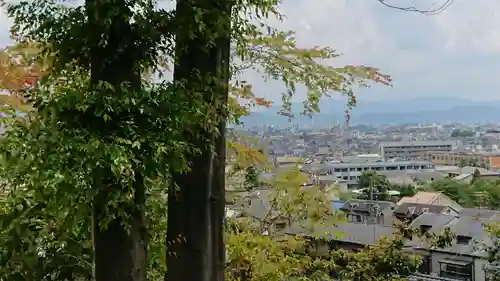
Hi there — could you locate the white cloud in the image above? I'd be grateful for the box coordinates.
[433,0,500,55]
[271,0,500,101]
[1,0,500,102]
[0,10,12,47]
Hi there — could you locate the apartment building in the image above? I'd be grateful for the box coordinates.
[423,151,500,170]
[380,140,455,161]
[328,160,435,187]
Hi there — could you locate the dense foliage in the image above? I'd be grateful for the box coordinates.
[0,0,462,281]
[426,178,500,208]
[356,171,416,201]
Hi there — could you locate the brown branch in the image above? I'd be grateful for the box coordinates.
[377,0,455,15]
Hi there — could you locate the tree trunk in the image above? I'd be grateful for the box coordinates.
[85,1,147,281]
[211,122,228,281]
[166,0,232,280]
[210,1,232,279]
[93,175,147,281]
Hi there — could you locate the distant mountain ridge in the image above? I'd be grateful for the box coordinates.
[239,97,500,126]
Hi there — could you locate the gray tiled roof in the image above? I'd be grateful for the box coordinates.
[286,222,394,245]
[233,189,273,220]
[440,216,493,257]
[406,214,458,250]
[394,203,450,216]
[459,208,500,219]
[339,199,395,213]
[410,213,456,233]
[408,214,495,257]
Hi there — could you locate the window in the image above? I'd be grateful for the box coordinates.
[406,206,416,215]
[275,222,287,230]
[349,214,361,222]
[419,255,431,274]
[420,225,432,234]
[457,235,472,245]
[439,261,473,281]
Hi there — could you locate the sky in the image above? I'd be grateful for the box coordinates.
[1,0,500,103]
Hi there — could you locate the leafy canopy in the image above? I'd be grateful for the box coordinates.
[0,0,393,280]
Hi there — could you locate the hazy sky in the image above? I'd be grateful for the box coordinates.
[1,0,500,103]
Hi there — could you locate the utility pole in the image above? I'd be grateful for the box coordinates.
[369,181,373,201]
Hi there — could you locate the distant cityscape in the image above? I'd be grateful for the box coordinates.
[227,121,500,281]
[239,97,500,127]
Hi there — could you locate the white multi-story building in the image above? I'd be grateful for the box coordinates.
[328,160,435,187]
[380,140,455,161]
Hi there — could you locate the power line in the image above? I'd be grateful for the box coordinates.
[377,0,455,15]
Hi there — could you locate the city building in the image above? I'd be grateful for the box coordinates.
[380,140,455,161]
[327,160,435,187]
[423,151,500,170]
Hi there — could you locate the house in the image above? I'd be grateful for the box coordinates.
[397,191,462,211]
[407,213,496,281]
[231,189,289,234]
[286,222,394,255]
[394,203,459,223]
[339,199,395,225]
[286,203,500,281]
[232,190,270,220]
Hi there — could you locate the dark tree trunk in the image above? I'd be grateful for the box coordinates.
[93,175,147,281]
[210,2,232,279]
[85,1,147,281]
[166,0,232,281]
[211,122,228,281]
[165,1,214,280]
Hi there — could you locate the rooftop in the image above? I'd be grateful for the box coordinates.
[459,208,500,219]
[397,191,445,205]
[286,222,394,246]
[380,140,456,147]
[394,203,450,216]
[328,160,434,168]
